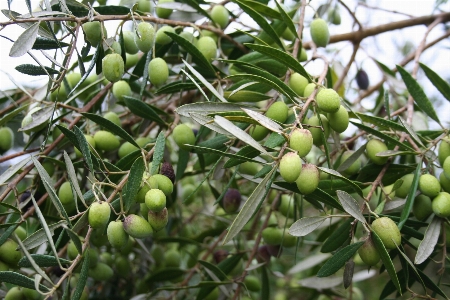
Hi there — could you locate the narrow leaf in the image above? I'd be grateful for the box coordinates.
[317,242,364,277]
[288,253,332,274]
[0,156,31,185]
[82,113,139,147]
[32,36,69,49]
[123,96,166,126]
[151,131,165,175]
[21,220,66,250]
[318,167,362,196]
[0,103,29,127]
[289,217,327,237]
[9,22,40,57]
[336,191,365,223]
[398,161,421,230]
[15,64,59,76]
[241,108,283,134]
[190,113,231,135]
[72,248,89,300]
[419,62,450,102]
[176,102,245,117]
[223,167,275,244]
[371,230,402,295]
[337,144,366,173]
[214,115,269,155]
[124,158,145,212]
[321,218,352,253]
[73,125,93,174]
[414,215,441,264]
[63,151,85,207]
[0,271,49,291]
[18,255,71,268]
[397,65,440,124]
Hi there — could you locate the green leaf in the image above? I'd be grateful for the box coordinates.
[350,112,405,132]
[321,219,352,253]
[67,45,100,97]
[414,215,441,265]
[31,157,70,224]
[357,163,416,186]
[419,62,450,102]
[176,102,245,117]
[155,81,198,95]
[32,36,69,49]
[238,0,280,19]
[336,190,365,223]
[241,108,283,134]
[246,44,311,81]
[261,265,270,300]
[397,65,440,124]
[226,73,296,102]
[190,144,261,164]
[9,21,40,57]
[398,161,421,230]
[223,167,275,244]
[72,248,89,300]
[18,254,71,268]
[190,113,232,135]
[73,125,93,174]
[375,60,396,77]
[63,151,85,207]
[95,5,130,14]
[317,242,364,277]
[337,144,366,173]
[235,0,283,48]
[0,156,31,186]
[165,31,216,76]
[182,59,227,102]
[371,230,402,295]
[21,220,67,250]
[319,167,363,196]
[15,64,59,76]
[124,158,145,212]
[223,145,260,168]
[416,268,448,299]
[151,131,165,175]
[289,216,327,237]
[0,271,49,291]
[82,113,138,148]
[0,103,29,127]
[123,96,167,126]
[214,115,269,155]
[350,121,414,151]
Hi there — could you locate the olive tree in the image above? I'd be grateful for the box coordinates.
[0,0,449,299]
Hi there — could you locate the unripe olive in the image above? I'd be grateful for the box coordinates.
[4,287,25,300]
[281,231,297,248]
[431,192,450,218]
[366,139,389,165]
[413,194,433,221]
[14,226,27,241]
[112,80,131,101]
[103,111,121,128]
[148,207,168,231]
[266,101,289,123]
[279,152,302,183]
[306,114,330,146]
[138,0,152,11]
[0,260,8,271]
[438,137,450,166]
[298,47,307,62]
[67,239,80,260]
[211,5,229,29]
[262,227,283,245]
[356,69,369,90]
[148,57,169,86]
[135,22,155,53]
[371,217,401,249]
[339,150,361,176]
[440,172,450,193]
[118,137,151,158]
[239,161,261,176]
[123,31,139,54]
[0,239,22,267]
[196,36,217,62]
[201,29,218,43]
[151,174,174,196]
[88,202,110,229]
[107,220,129,249]
[289,73,309,97]
[164,248,181,268]
[289,128,313,157]
[87,248,99,268]
[0,127,13,152]
[155,25,175,45]
[58,181,74,205]
[443,156,450,180]
[395,174,414,198]
[123,214,153,239]
[278,194,294,218]
[222,188,242,213]
[281,27,295,41]
[82,21,105,47]
[22,287,41,300]
[295,163,319,195]
[250,125,269,141]
[310,18,330,47]
[145,188,166,212]
[244,275,261,292]
[328,105,349,133]
[419,174,441,198]
[179,31,196,51]
[316,88,340,113]
[303,83,320,98]
[173,124,196,150]
[115,255,131,277]
[357,237,380,266]
[329,7,341,25]
[125,53,140,69]
[21,107,49,134]
[89,262,114,281]
[156,0,174,18]
[93,130,120,151]
[105,41,122,56]
[102,53,124,82]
